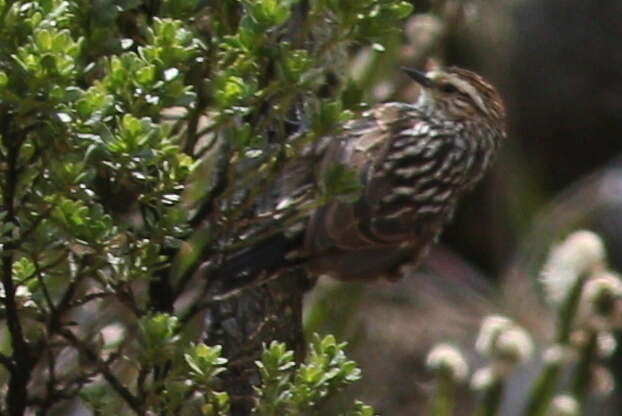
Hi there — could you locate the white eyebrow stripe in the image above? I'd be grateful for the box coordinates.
[452,78,487,114]
[427,71,488,115]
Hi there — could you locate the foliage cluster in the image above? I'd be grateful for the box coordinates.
[0,0,412,414]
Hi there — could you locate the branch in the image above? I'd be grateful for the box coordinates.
[1,113,37,415]
[0,352,13,371]
[57,328,144,414]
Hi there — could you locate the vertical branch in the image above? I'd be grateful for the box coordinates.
[1,114,36,415]
[184,60,211,156]
[203,266,310,415]
[192,3,318,414]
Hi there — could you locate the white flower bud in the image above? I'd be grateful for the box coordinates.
[475,315,533,363]
[470,366,496,391]
[475,315,512,356]
[495,327,533,363]
[541,231,606,305]
[580,272,622,329]
[543,344,576,365]
[596,332,617,358]
[549,395,579,416]
[426,343,469,382]
[592,365,615,396]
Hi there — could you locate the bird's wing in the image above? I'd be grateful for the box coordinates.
[305,103,442,253]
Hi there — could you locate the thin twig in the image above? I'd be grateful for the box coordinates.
[57,328,144,414]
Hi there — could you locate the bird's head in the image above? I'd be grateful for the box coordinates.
[403,66,506,129]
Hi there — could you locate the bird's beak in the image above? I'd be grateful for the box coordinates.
[402,67,433,88]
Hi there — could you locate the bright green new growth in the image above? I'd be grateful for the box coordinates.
[254,335,369,416]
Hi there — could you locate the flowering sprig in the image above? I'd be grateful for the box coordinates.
[424,230,621,416]
[426,343,469,416]
[528,230,619,415]
[472,316,533,416]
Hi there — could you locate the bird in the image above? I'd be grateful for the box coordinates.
[303,66,507,281]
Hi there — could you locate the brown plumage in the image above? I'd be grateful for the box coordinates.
[304,67,506,280]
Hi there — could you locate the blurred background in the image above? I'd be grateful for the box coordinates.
[306,0,622,414]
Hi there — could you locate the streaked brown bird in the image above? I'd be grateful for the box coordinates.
[304,67,506,280]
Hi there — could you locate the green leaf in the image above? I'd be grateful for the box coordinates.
[281,48,312,83]
[12,257,36,281]
[393,1,415,19]
[342,401,376,416]
[214,74,255,108]
[138,313,180,363]
[319,164,363,203]
[311,100,353,137]
[242,0,300,27]
[185,343,228,381]
[136,64,156,85]
[0,71,8,88]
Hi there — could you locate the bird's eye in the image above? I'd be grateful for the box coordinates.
[439,83,459,94]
